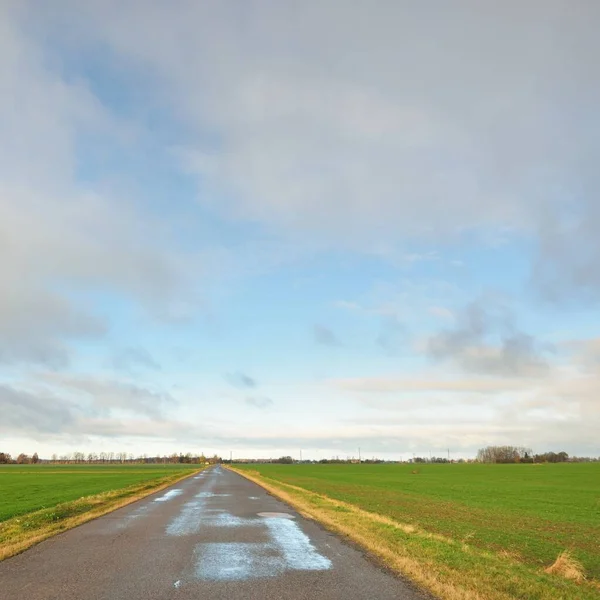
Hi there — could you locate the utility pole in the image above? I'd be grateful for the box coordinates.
[447,448,450,462]
[230,450,232,463]
[358,447,361,463]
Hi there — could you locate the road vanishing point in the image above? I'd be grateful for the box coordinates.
[0,466,425,600]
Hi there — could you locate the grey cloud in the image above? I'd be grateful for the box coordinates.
[313,324,341,347]
[41,374,177,419]
[0,384,76,434]
[0,341,69,370]
[71,417,201,440]
[0,377,186,439]
[54,2,596,239]
[0,387,195,441]
[225,372,257,389]
[0,8,200,372]
[534,199,600,305]
[111,347,161,372]
[0,288,106,368]
[245,396,274,409]
[17,2,600,305]
[426,298,551,377]
[62,377,175,418]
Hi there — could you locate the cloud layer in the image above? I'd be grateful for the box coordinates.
[2,2,600,458]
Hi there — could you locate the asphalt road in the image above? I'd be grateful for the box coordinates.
[0,466,426,600]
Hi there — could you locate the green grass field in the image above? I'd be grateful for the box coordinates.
[237,463,600,580]
[0,464,200,522]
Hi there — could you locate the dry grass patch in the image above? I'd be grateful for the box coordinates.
[545,551,586,582]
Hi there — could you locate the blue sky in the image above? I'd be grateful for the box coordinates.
[2,1,600,460]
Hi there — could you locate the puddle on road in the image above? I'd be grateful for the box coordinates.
[192,515,332,581]
[167,497,207,536]
[166,471,332,583]
[196,543,282,581]
[154,489,183,502]
[265,517,332,571]
[209,513,262,528]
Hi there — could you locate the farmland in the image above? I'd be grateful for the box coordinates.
[0,463,200,521]
[234,462,600,600]
[0,463,202,560]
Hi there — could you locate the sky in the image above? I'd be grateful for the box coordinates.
[1,1,600,460]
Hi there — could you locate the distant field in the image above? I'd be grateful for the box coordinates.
[235,462,600,599]
[0,464,200,522]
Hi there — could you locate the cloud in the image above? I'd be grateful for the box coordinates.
[0,384,77,434]
[225,372,257,389]
[0,301,104,368]
[561,337,600,373]
[41,373,176,419]
[333,377,528,394]
[534,201,600,305]
[9,1,600,307]
[50,4,590,235]
[245,396,274,409]
[110,347,161,372]
[0,5,199,370]
[54,0,600,313]
[0,377,191,441]
[313,324,341,347]
[426,298,551,377]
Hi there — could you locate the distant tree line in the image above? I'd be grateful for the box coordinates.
[412,456,452,463]
[475,446,595,464]
[316,457,385,464]
[477,446,534,463]
[5,448,596,465]
[272,456,387,464]
[0,452,39,464]
[0,451,222,465]
[225,456,387,464]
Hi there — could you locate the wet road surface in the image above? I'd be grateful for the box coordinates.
[0,466,425,600]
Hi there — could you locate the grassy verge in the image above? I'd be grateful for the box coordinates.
[229,467,600,600]
[0,467,203,561]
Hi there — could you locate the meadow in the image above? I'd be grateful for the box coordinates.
[0,463,200,522]
[0,463,202,560]
[234,462,600,600]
